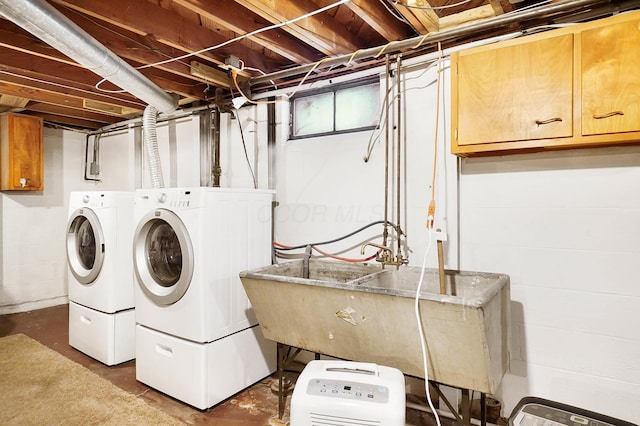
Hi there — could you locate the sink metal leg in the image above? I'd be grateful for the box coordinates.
[277,343,286,419]
[276,343,303,419]
[461,389,471,425]
[431,382,463,424]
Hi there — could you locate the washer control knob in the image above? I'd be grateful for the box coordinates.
[158,193,167,204]
[82,195,90,204]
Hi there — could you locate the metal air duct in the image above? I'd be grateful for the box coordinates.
[0,0,178,114]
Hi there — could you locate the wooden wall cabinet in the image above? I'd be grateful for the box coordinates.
[0,113,44,191]
[451,11,640,156]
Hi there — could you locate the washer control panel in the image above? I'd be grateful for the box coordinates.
[305,378,389,404]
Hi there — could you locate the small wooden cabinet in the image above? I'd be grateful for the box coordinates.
[455,33,574,147]
[581,19,640,136]
[451,11,640,156]
[0,113,44,191]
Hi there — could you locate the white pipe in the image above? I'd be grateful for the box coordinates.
[0,0,178,114]
[142,105,164,189]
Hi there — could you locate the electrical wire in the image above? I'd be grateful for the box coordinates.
[415,227,441,426]
[378,0,411,25]
[91,0,348,94]
[234,107,258,189]
[0,70,146,108]
[364,59,441,162]
[135,0,349,70]
[244,66,278,89]
[230,56,331,104]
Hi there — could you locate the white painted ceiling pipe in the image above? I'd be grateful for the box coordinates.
[0,0,178,114]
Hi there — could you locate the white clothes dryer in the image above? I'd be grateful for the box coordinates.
[66,191,136,365]
[132,187,276,409]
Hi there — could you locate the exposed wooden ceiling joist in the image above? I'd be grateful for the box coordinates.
[0,0,631,130]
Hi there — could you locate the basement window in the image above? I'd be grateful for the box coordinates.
[290,79,380,139]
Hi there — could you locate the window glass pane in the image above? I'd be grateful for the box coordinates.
[335,82,380,131]
[293,92,334,136]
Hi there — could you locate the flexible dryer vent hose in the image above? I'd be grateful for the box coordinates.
[143,105,164,189]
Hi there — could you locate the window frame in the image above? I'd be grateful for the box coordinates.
[288,77,380,140]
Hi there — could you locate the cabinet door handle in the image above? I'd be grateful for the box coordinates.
[535,117,563,126]
[593,111,624,119]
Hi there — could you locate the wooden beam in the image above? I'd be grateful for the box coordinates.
[51,0,286,75]
[27,102,122,124]
[406,0,440,33]
[0,67,144,111]
[389,3,431,34]
[345,0,416,41]
[0,43,205,103]
[30,112,103,129]
[233,0,360,55]
[0,80,139,117]
[172,0,320,64]
[53,8,230,88]
[0,95,29,113]
[438,3,504,30]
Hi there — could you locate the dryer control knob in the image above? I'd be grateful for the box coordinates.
[158,193,167,203]
[82,195,90,204]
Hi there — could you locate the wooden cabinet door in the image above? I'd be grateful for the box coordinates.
[0,113,44,191]
[581,18,640,135]
[454,33,574,147]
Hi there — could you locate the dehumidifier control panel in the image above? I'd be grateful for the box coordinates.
[305,378,389,404]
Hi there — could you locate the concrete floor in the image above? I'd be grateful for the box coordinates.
[0,304,453,425]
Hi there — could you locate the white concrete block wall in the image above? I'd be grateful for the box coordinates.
[273,62,458,268]
[459,146,640,423]
[0,128,81,313]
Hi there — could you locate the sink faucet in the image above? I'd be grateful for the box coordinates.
[360,242,404,269]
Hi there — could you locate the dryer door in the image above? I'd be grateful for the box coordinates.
[133,208,194,306]
[66,208,105,285]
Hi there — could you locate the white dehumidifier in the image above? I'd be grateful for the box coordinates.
[290,360,406,426]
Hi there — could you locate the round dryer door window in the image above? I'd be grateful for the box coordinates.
[66,208,105,285]
[133,208,194,305]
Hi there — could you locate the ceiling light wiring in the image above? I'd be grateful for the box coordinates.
[231,57,330,104]
[378,0,412,25]
[136,0,350,70]
[90,0,348,94]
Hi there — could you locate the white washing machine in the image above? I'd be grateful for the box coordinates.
[132,187,277,409]
[66,191,136,365]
